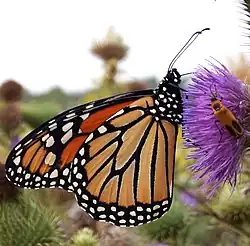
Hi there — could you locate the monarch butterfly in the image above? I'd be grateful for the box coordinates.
[5,28,209,227]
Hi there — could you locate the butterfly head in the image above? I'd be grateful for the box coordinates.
[166,68,182,85]
[152,28,210,125]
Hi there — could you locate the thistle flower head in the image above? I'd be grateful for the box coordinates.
[183,60,250,196]
[0,80,23,102]
[0,103,21,135]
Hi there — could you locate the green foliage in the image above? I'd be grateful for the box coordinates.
[178,215,224,246]
[219,193,250,225]
[23,86,82,109]
[67,228,99,246]
[138,199,186,243]
[80,85,123,104]
[0,192,64,246]
[21,102,62,128]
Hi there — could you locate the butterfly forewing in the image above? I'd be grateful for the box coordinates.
[70,96,178,226]
[5,90,153,192]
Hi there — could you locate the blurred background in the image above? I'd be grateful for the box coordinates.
[1,0,250,245]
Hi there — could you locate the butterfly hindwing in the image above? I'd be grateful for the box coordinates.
[5,90,154,192]
[70,96,178,226]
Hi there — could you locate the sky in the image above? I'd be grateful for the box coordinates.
[0,0,248,94]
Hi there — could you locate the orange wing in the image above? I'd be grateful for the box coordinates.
[5,90,153,192]
[70,96,178,227]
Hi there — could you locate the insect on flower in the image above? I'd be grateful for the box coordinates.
[5,28,210,227]
[210,84,243,138]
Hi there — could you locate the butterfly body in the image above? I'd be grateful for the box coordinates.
[153,68,183,124]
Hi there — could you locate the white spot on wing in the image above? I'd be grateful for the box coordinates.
[14,144,21,151]
[97,206,105,212]
[63,168,69,176]
[81,202,88,208]
[85,133,93,143]
[46,136,55,147]
[66,113,75,118]
[130,211,136,216]
[80,113,89,121]
[109,215,115,220]
[17,167,22,173]
[118,211,124,216]
[98,126,107,134]
[108,109,124,120]
[62,122,74,132]
[45,152,56,166]
[24,139,32,146]
[61,129,73,144]
[79,148,85,156]
[50,169,58,178]
[153,205,160,210]
[42,134,50,142]
[14,156,21,165]
[162,200,168,206]
[49,123,57,129]
[25,173,31,180]
[82,194,88,200]
[138,216,143,221]
[16,149,23,156]
[76,173,82,179]
[86,104,94,109]
[49,119,56,124]
[153,212,159,217]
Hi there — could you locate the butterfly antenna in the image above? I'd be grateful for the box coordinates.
[180,72,193,77]
[168,28,210,71]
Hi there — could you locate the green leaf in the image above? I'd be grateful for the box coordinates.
[0,192,64,246]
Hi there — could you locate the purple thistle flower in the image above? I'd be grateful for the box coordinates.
[10,136,20,150]
[179,191,197,208]
[182,60,250,196]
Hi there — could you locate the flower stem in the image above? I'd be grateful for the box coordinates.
[175,184,250,239]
